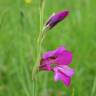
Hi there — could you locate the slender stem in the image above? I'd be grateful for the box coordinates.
[32,80,37,96]
[32,0,46,96]
[32,0,46,79]
[37,0,45,44]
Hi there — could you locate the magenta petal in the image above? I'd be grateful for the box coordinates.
[54,46,66,56]
[40,59,52,71]
[54,67,71,86]
[39,64,51,71]
[42,46,66,59]
[56,65,74,77]
[55,51,72,65]
[42,51,56,59]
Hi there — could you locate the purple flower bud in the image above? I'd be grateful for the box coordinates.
[44,10,69,29]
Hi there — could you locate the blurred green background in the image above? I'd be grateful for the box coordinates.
[0,0,96,96]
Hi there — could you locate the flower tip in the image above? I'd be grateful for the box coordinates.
[61,10,69,17]
[65,10,69,16]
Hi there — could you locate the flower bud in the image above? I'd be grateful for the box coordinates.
[44,10,69,30]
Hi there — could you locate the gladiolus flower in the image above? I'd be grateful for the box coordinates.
[44,10,69,30]
[39,46,74,86]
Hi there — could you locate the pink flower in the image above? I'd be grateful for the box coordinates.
[39,46,74,86]
[44,10,69,29]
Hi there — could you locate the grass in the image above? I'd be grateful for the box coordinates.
[0,0,96,96]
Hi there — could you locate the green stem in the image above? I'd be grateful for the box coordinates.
[32,0,46,96]
[32,0,46,79]
[37,0,45,44]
